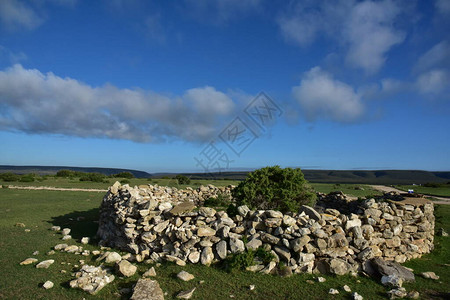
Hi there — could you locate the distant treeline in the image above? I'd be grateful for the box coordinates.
[0,170,135,183]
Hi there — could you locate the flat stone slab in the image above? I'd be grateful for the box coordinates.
[170,202,196,216]
[131,278,164,300]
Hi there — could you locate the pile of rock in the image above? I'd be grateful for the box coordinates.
[97,182,435,276]
[69,265,115,295]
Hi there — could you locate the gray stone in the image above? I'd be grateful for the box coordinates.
[188,251,200,264]
[299,205,321,221]
[117,260,137,277]
[20,258,38,265]
[70,265,115,295]
[42,280,54,289]
[386,287,407,299]
[229,237,245,253]
[352,292,363,300]
[421,271,439,280]
[177,287,196,299]
[381,275,403,288]
[290,235,310,252]
[105,252,122,263]
[201,246,214,265]
[197,226,216,237]
[143,267,157,277]
[371,258,415,282]
[36,260,54,269]
[154,220,170,233]
[216,240,227,260]
[130,278,164,300]
[237,205,250,217]
[260,232,280,244]
[177,270,195,281]
[166,255,186,266]
[328,258,351,275]
[274,246,291,262]
[345,219,362,230]
[246,235,262,251]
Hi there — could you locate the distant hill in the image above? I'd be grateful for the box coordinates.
[0,165,151,178]
[174,170,450,185]
[1,165,449,184]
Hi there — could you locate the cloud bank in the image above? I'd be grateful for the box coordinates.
[0,65,236,142]
[278,0,405,74]
[293,67,364,122]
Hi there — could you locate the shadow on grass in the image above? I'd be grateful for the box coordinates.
[48,208,100,242]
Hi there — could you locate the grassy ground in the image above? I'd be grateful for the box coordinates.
[1,176,383,199]
[396,185,450,197]
[0,177,240,190]
[0,188,448,299]
[310,183,382,198]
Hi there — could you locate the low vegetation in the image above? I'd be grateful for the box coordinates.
[0,188,448,299]
[232,166,316,213]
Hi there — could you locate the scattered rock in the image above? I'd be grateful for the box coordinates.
[421,271,439,280]
[177,270,195,281]
[20,258,38,265]
[371,258,415,282]
[406,291,420,299]
[42,281,54,289]
[36,260,54,269]
[177,287,196,299]
[32,251,39,256]
[387,287,407,299]
[343,285,351,292]
[105,252,122,264]
[130,278,164,300]
[54,244,68,251]
[317,277,326,283]
[352,292,363,300]
[70,265,115,295]
[143,267,157,277]
[62,228,71,235]
[81,237,90,244]
[166,255,186,266]
[381,275,403,288]
[51,226,61,231]
[329,288,339,295]
[249,285,255,290]
[117,260,137,277]
[62,235,72,241]
[15,222,26,227]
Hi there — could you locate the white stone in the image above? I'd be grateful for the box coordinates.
[42,281,54,289]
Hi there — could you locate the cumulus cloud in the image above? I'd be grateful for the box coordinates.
[416,69,450,95]
[0,0,76,31]
[414,41,450,74]
[292,67,364,122]
[278,0,405,73]
[0,65,237,142]
[0,0,42,31]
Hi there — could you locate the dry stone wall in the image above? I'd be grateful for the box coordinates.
[97,182,435,275]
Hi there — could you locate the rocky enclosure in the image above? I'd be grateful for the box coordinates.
[97,182,434,275]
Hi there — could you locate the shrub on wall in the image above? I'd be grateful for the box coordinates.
[232,166,316,213]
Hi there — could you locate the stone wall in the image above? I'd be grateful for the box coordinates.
[97,182,435,275]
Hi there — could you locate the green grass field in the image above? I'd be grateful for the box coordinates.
[396,185,450,197]
[0,188,448,299]
[0,176,384,199]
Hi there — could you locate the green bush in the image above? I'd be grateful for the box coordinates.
[19,174,35,182]
[120,179,131,184]
[0,172,21,182]
[113,172,134,179]
[224,247,275,272]
[79,173,107,183]
[175,174,191,185]
[232,166,316,213]
[204,194,229,208]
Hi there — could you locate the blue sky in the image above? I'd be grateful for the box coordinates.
[0,0,449,173]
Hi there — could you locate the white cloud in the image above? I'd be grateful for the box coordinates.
[278,0,406,73]
[414,41,450,74]
[292,67,364,122]
[436,0,450,14]
[0,0,77,31]
[0,0,42,31]
[0,65,237,142]
[416,69,450,95]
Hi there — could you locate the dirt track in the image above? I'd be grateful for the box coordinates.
[370,185,450,205]
[2,185,107,192]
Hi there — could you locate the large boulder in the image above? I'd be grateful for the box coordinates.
[369,258,415,282]
[130,278,164,300]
